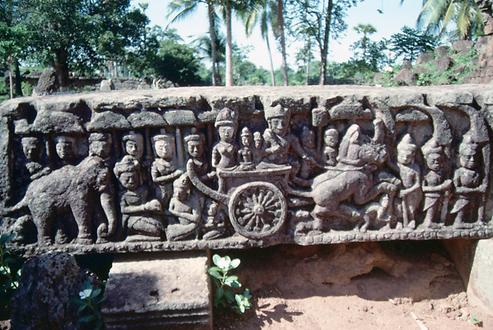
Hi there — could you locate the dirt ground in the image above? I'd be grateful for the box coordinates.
[213,241,493,330]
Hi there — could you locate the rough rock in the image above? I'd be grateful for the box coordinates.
[394,68,417,86]
[435,45,450,57]
[416,51,434,65]
[100,79,115,92]
[32,69,58,96]
[434,56,453,72]
[10,253,88,330]
[452,40,474,54]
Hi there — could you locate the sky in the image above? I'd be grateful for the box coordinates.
[134,0,422,69]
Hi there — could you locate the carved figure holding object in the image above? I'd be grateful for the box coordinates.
[451,136,485,228]
[238,127,255,170]
[212,107,238,171]
[421,139,452,229]
[299,126,323,179]
[151,133,183,207]
[397,133,422,229]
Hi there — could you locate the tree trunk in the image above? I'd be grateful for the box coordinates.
[265,34,276,86]
[54,49,70,88]
[208,1,220,86]
[319,0,333,86]
[14,60,22,97]
[277,0,288,85]
[225,0,233,87]
[8,69,13,99]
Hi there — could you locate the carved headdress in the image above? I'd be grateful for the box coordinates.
[241,126,252,137]
[89,132,111,143]
[173,173,191,190]
[421,138,442,157]
[397,133,417,153]
[122,131,144,144]
[113,155,140,177]
[152,132,175,144]
[215,107,238,128]
[265,104,289,120]
[459,135,478,156]
[184,127,204,144]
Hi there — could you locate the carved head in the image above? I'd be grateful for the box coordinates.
[241,127,252,147]
[301,126,316,149]
[153,134,175,160]
[397,133,417,165]
[173,174,191,200]
[122,131,144,160]
[89,133,112,159]
[265,105,290,137]
[458,135,478,169]
[358,143,387,169]
[207,201,218,216]
[95,167,110,193]
[324,128,338,148]
[54,135,76,161]
[253,131,263,149]
[215,108,238,143]
[114,156,141,191]
[21,136,42,161]
[185,129,204,159]
[422,139,443,171]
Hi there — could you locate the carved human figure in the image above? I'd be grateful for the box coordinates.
[151,133,183,207]
[167,174,204,241]
[451,136,486,228]
[54,135,77,165]
[238,127,255,170]
[337,124,364,167]
[360,194,395,232]
[79,132,118,242]
[262,105,312,166]
[397,134,422,229]
[202,201,226,240]
[185,129,215,182]
[114,156,164,241]
[299,126,322,178]
[212,107,238,171]
[323,127,339,167]
[421,139,452,228]
[21,136,50,180]
[253,131,265,164]
[122,131,145,161]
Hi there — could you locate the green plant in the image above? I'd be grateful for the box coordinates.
[0,233,23,320]
[72,279,105,330]
[208,254,252,314]
[470,314,483,327]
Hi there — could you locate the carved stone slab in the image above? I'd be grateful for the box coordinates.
[1,85,493,256]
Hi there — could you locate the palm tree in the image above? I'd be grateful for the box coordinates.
[167,0,222,85]
[239,0,277,86]
[273,0,289,85]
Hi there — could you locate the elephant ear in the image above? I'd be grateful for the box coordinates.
[75,159,106,191]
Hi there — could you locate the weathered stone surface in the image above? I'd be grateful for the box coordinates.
[102,252,210,329]
[394,68,417,86]
[10,252,88,330]
[100,79,115,92]
[452,40,474,54]
[0,86,492,256]
[33,69,58,96]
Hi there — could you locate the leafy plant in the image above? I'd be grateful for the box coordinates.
[208,254,252,314]
[0,233,23,320]
[72,279,105,330]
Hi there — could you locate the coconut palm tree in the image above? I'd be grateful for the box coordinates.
[273,0,289,85]
[167,0,222,85]
[239,0,277,85]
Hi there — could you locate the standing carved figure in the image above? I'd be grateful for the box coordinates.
[323,127,339,167]
[114,156,164,241]
[421,139,452,228]
[299,126,321,179]
[238,127,255,170]
[397,134,422,229]
[21,136,51,180]
[337,124,364,167]
[151,133,183,207]
[451,136,486,228]
[212,107,238,171]
[186,129,215,182]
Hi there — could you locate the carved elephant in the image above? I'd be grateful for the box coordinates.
[10,158,115,245]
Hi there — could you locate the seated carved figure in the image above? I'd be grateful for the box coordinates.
[114,156,164,241]
[167,174,204,241]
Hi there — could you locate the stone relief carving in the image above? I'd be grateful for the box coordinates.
[1,88,492,253]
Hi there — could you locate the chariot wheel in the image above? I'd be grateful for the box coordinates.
[228,182,287,239]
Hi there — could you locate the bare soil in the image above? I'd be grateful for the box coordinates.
[214,241,493,330]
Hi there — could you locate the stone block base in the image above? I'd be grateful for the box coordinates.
[102,251,211,329]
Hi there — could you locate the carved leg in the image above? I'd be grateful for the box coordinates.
[31,208,54,245]
[71,197,93,244]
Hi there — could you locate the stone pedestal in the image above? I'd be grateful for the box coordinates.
[102,251,211,329]
[444,238,493,314]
